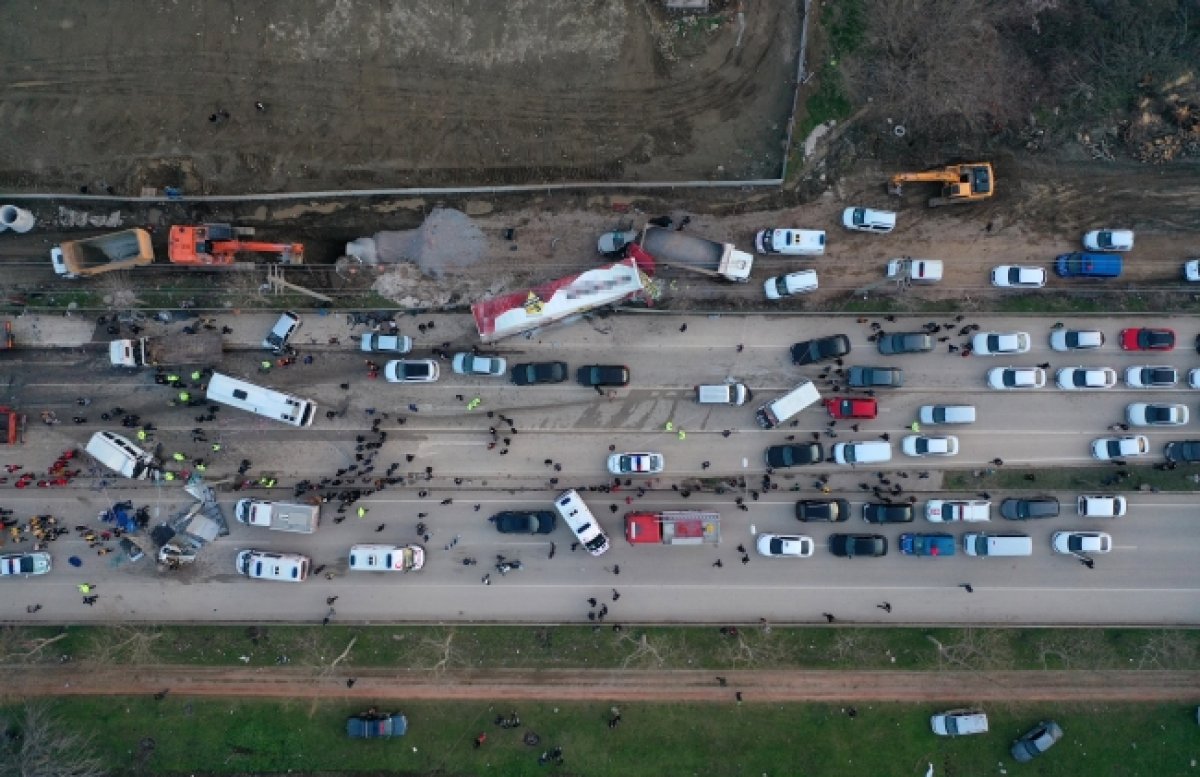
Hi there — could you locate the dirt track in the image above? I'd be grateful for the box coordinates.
[6,666,1197,703]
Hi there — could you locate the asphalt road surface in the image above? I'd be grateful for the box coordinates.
[1,312,1198,626]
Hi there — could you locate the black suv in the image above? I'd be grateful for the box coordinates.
[999,497,1060,520]
[862,503,915,524]
[795,498,850,522]
[764,443,823,468]
[847,366,903,388]
[790,334,851,366]
[876,332,933,355]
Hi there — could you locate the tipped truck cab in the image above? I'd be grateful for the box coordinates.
[755,380,820,429]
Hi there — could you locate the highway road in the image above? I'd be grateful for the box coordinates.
[1,312,1198,626]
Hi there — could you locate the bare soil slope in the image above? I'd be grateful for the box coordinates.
[0,1,798,194]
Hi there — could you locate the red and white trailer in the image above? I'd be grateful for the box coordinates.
[471,254,651,343]
[625,511,721,546]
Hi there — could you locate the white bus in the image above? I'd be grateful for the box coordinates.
[205,372,317,427]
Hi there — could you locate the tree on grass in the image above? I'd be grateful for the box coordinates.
[0,704,107,777]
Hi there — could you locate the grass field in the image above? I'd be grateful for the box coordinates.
[4,625,1197,677]
[10,697,1195,776]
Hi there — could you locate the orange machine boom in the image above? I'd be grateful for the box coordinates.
[169,224,304,265]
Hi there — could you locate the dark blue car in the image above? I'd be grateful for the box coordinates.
[1055,252,1122,278]
[347,711,408,738]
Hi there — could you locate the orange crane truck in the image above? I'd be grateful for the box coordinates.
[168,224,304,266]
[888,162,994,207]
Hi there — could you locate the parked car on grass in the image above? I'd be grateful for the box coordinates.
[347,711,408,738]
[1011,720,1063,763]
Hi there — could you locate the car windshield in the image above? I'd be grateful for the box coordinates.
[1003,371,1021,386]
[851,208,866,225]
[772,277,790,295]
[769,538,786,554]
[1007,268,1022,283]
[1147,407,1169,422]
[1104,441,1122,457]
[404,363,430,378]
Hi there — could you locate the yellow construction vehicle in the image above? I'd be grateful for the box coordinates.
[888,162,994,207]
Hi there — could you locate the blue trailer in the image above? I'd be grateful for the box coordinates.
[1055,252,1122,278]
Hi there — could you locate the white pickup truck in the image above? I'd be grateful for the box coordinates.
[235,499,319,534]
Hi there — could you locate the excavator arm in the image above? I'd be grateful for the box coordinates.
[888,163,994,205]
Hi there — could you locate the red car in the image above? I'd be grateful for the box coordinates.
[1119,327,1175,351]
[825,397,878,419]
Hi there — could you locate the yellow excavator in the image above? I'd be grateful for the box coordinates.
[888,162,994,207]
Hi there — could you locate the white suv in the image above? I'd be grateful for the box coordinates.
[841,207,896,233]
[262,311,301,353]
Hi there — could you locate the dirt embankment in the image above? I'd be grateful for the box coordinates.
[5,665,1197,703]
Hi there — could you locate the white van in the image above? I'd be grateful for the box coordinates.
[918,405,976,425]
[554,490,610,556]
[931,710,989,736]
[236,549,310,582]
[696,383,751,406]
[842,207,897,234]
[754,228,826,255]
[85,431,157,480]
[963,533,1033,557]
[754,381,821,429]
[1077,495,1127,517]
[832,440,892,465]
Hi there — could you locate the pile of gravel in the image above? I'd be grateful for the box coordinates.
[347,207,487,279]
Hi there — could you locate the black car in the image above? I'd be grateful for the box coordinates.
[862,503,915,524]
[876,332,933,355]
[511,361,568,385]
[490,511,557,534]
[576,364,630,387]
[847,366,903,388]
[764,443,823,468]
[790,334,851,366]
[1164,440,1200,463]
[828,533,888,558]
[795,498,850,522]
[999,497,1060,520]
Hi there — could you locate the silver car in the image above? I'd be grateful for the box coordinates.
[1126,403,1188,426]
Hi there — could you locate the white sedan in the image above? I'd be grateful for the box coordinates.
[607,452,664,475]
[1125,365,1177,388]
[1052,531,1112,555]
[763,270,818,300]
[756,533,815,558]
[1049,329,1104,351]
[901,435,959,457]
[452,353,507,376]
[1083,229,1134,252]
[972,331,1031,355]
[987,367,1046,390]
[1190,369,1200,389]
[348,544,425,572]
[1056,367,1118,390]
[991,265,1046,288]
[1126,403,1189,427]
[1185,259,1200,283]
[1091,435,1149,460]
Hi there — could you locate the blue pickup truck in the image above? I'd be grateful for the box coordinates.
[899,533,956,557]
[1055,252,1122,278]
[347,711,407,738]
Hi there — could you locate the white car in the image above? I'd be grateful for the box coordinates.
[754,228,825,255]
[901,435,959,457]
[988,367,1045,390]
[1056,367,1118,390]
[764,270,818,300]
[1125,365,1177,388]
[841,207,896,233]
[1052,531,1112,555]
[1083,229,1134,252]
[384,359,440,383]
[348,544,425,572]
[361,333,413,354]
[1091,435,1149,460]
[756,533,814,558]
[1049,329,1104,351]
[607,452,664,475]
[1125,403,1189,427]
[1189,368,1200,389]
[972,331,1030,355]
[262,310,301,353]
[0,551,52,576]
[452,353,507,376]
[1184,259,1200,282]
[924,500,990,523]
[991,265,1046,288]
